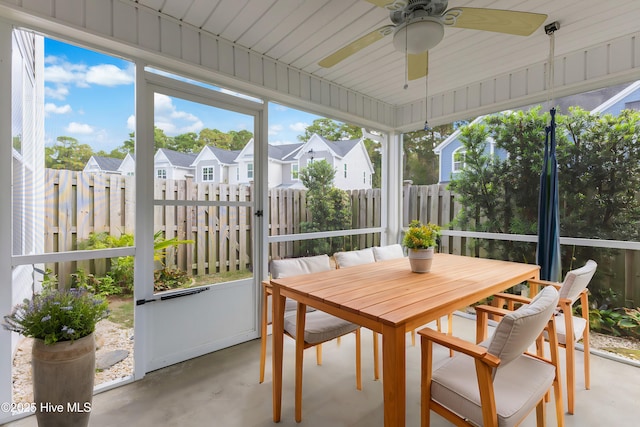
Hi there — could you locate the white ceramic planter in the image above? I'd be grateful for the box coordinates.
[408,247,434,273]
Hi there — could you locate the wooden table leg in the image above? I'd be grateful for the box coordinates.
[295,302,307,422]
[382,324,406,427]
[272,286,285,422]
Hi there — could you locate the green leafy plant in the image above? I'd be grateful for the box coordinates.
[154,266,191,292]
[2,283,109,345]
[71,270,121,297]
[402,220,441,249]
[588,307,640,339]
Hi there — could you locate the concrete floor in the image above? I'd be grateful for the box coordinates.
[4,314,639,427]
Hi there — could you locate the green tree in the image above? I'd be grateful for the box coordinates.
[299,160,352,255]
[298,118,361,142]
[402,124,455,185]
[449,107,640,305]
[198,128,233,149]
[229,129,253,150]
[171,132,199,153]
[153,126,172,150]
[45,136,94,171]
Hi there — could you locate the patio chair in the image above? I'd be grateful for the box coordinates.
[419,286,564,427]
[372,244,452,348]
[333,248,380,379]
[261,254,363,422]
[492,259,597,415]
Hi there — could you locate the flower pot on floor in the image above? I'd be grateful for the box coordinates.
[32,332,96,427]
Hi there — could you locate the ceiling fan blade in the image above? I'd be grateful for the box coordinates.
[319,25,394,68]
[445,7,547,36]
[408,52,428,81]
[364,0,407,10]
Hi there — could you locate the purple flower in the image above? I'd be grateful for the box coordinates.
[41,315,51,322]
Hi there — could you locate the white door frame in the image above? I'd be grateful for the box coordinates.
[134,67,267,376]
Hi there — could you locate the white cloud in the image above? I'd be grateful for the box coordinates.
[45,85,70,101]
[127,115,136,131]
[154,93,204,135]
[289,122,308,132]
[44,103,72,115]
[86,64,134,87]
[44,56,134,102]
[44,63,86,84]
[269,124,283,136]
[65,122,94,134]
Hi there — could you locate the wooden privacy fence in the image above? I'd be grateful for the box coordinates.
[44,170,394,276]
[42,169,639,306]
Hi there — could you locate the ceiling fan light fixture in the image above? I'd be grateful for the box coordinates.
[393,17,444,54]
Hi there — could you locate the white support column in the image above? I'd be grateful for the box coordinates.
[0,20,14,423]
[133,63,154,380]
[386,131,403,245]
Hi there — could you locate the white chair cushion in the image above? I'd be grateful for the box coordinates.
[487,286,559,368]
[559,260,597,303]
[268,255,333,322]
[333,248,375,268]
[372,244,405,261]
[431,353,556,427]
[545,312,587,345]
[270,254,332,278]
[283,310,359,345]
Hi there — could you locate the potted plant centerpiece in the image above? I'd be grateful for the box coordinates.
[402,220,441,273]
[3,281,109,427]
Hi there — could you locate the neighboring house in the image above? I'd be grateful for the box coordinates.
[433,116,500,184]
[268,142,304,189]
[83,155,123,174]
[154,148,197,180]
[118,153,136,176]
[190,145,240,184]
[82,135,375,190]
[434,81,640,183]
[293,133,374,190]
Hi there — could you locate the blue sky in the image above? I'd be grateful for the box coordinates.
[44,38,321,152]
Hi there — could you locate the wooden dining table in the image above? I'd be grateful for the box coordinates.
[270,253,540,427]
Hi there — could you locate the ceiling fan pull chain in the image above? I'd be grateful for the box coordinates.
[424,66,430,131]
[404,22,409,90]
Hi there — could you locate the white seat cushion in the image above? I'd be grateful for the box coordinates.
[333,248,375,268]
[431,353,555,427]
[283,310,359,345]
[545,312,587,345]
[372,244,405,261]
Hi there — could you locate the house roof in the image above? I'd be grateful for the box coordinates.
[268,143,303,162]
[433,116,486,155]
[91,156,123,172]
[205,146,241,165]
[318,136,361,158]
[591,80,640,114]
[158,148,198,168]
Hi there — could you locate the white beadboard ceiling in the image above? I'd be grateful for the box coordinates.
[135,0,640,110]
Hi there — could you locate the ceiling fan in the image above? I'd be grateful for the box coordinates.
[318,0,548,81]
